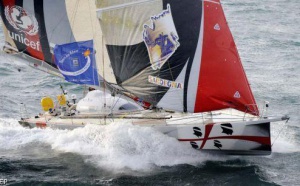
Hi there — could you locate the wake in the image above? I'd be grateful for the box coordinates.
[0,118,297,173]
[0,118,214,172]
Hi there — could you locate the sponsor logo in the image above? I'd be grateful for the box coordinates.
[193,127,202,138]
[148,75,183,89]
[72,58,79,67]
[220,123,233,135]
[58,49,91,76]
[143,4,180,70]
[4,5,40,51]
[214,23,220,30]
[5,5,39,35]
[190,141,199,149]
[214,140,222,150]
[234,91,241,98]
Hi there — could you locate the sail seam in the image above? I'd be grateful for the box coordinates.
[183,1,203,112]
[34,0,52,65]
[187,3,205,113]
[96,0,159,13]
[203,0,220,5]
[69,0,80,42]
[96,0,219,14]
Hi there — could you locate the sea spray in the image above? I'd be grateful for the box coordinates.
[1,118,298,169]
[270,121,299,153]
[0,119,216,172]
[46,122,217,172]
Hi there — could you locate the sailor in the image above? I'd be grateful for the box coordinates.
[88,87,95,91]
[49,108,59,116]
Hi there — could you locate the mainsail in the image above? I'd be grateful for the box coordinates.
[96,0,259,115]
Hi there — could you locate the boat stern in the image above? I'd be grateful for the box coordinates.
[174,120,273,155]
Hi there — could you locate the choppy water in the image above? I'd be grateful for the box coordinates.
[0,0,299,185]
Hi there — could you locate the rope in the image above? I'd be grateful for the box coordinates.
[69,0,80,42]
[271,118,290,147]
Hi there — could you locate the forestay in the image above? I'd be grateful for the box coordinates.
[96,0,259,115]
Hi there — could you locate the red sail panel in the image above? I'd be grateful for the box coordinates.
[24,32,44,61]
[194,0,259,115]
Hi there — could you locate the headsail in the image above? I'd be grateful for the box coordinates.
[0,0,67,68]
[0,0,115,84]
[96,0,259,115]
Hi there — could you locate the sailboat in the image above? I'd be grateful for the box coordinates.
[0,0,289,155]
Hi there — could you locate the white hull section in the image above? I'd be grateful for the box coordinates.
[19,109,287,155]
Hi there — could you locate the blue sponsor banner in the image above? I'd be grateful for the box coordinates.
[54,40,99,86]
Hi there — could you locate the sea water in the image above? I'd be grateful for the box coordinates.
[0,0,299,185]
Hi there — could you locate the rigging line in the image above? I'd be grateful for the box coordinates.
[88,0,100,87]
[96,0,219,13]
[96,0,159,13]
[166,59,175,81]
[173,58,190,111]
[271,119,289,147]
[164,57,189,112]
[167,116,204,122]
[101,34,107,125]
[48,6,72,42]
[110,93,122,114]
[3,50,62,77]
[172,118,204,125]
[29,2,76,51]
[88,0,96,42]
[69,0,80,42]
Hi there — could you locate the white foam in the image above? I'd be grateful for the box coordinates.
[48,122,219,172]
[271,123,300,153]
[1,117,298,173]
[271,139,299,153]
[0,118,218,172]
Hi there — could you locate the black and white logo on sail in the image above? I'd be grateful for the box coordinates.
[4,5,39,36]
[193,127,202,138]
[143,4,180,70]
[220,123,233,135]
